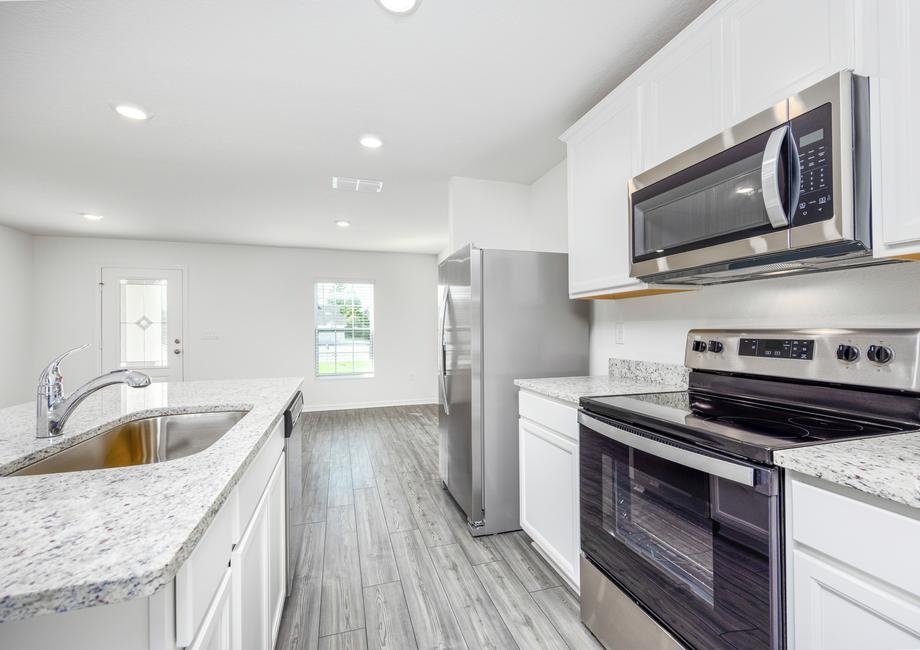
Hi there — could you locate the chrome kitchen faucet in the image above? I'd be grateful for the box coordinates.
[36,344,151,438]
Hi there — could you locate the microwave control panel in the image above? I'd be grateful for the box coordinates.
[791,103,834,225]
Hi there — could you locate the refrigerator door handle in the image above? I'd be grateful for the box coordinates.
[438,286,450,414]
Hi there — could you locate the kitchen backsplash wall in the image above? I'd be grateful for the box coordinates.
[590,261,920,374]
[608,358,689,386]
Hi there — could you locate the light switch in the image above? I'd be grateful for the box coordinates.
[614,322,625,345]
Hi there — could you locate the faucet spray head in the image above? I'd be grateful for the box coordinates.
[125,371,152,388]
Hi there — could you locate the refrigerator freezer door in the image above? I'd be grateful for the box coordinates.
[439,246,475,521]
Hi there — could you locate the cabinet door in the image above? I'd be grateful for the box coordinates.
[874,0,920,256]
[723,0,856,124]
[267,453,287,648]
[232,471,271,650]
[189,568,233,650]
[639,19,723,171]
[566,88,644,298]
[791,548,920,649]
[519,418,579,588]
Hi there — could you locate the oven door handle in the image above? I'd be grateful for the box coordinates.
[761,124,791,229]
[578,412,755,487]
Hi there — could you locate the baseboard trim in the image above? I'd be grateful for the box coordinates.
[303,397,438,412]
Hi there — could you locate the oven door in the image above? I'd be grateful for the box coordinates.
[579,411,783,650]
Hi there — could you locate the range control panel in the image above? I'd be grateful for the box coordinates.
[685,329,920,392]
[739,338,815,360]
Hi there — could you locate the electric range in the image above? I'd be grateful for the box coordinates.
[578,329,920,650]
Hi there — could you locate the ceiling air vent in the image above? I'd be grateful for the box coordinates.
[332,176,383,193]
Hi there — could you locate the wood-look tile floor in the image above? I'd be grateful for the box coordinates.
[277,405,603,650]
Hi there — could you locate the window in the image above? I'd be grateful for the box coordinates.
[314,281,374,377]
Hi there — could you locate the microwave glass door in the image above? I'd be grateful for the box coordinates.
[632,127,790,263]
[580,421,780,650]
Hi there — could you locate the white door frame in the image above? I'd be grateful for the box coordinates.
[95,265,188,379]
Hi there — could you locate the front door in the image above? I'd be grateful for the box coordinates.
[100,267,184,382]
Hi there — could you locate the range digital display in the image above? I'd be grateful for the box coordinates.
[739,338,814,360]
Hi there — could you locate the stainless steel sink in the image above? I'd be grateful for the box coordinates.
[11,410,248,476]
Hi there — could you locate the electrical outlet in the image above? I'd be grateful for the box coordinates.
[614,322,625,345]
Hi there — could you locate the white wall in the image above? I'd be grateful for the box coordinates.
[529,161,568,253]
[443,161,567,258]
[590,261,920,374]
[31,237,438,410]
[0,224,33,408]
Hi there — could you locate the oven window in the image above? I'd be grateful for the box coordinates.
[582,423,778,650]
[632,126,788,262]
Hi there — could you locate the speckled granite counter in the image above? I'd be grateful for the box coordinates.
[774,433,920,511]
[514,359,689,405]
[0,377,302,623]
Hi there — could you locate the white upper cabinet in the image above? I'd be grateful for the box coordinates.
[639,18,724,171]
[564,87,645,298]
[722,0,856,124]
[873,0,920,257]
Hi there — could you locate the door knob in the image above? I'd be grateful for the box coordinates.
[174,349,182,355]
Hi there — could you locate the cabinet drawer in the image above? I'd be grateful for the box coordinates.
[518,390,579,440]
[790,478,920,598]
[234,417,284,543]
[176,491,235,647]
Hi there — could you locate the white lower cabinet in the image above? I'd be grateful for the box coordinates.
[518,390,581,591]
[233,452,286,650]
[189,569,233,650]
[786,474,920,649]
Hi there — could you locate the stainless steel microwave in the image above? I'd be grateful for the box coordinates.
[629,70,886,285]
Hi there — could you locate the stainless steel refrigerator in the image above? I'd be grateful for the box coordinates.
[437,244,589,536]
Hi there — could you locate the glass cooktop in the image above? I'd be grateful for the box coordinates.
[580,390,916,463]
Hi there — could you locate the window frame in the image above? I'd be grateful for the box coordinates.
[313,279,376,379]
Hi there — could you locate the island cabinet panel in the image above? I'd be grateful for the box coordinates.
[785,474,920,649]
[189,568,233,650]
[518,390,581,591]
[176,491,235,646]
[232,452,285,650]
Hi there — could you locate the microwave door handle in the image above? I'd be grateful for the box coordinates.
[761,125,791,228]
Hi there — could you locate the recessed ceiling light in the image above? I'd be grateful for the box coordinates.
[360,135,383,149]
[81,213,104,221]
[113,103,152,121]
[376,0,421,14]
[335,220,351,228]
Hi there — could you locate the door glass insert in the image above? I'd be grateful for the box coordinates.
[119,278,168,368]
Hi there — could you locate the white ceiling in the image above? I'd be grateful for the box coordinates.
[0,0,712,254]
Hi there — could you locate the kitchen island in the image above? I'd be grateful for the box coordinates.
[0,377,302,649]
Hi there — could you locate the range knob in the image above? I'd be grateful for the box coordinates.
[709,340,724,353]
[692,340,708,353]
[867,345,893,365]
[836,344,860,363]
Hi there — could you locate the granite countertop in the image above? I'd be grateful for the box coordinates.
[774,433,920,511]
[0,377,302,623]
[514,359,690,405]
[514,375,687,404]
